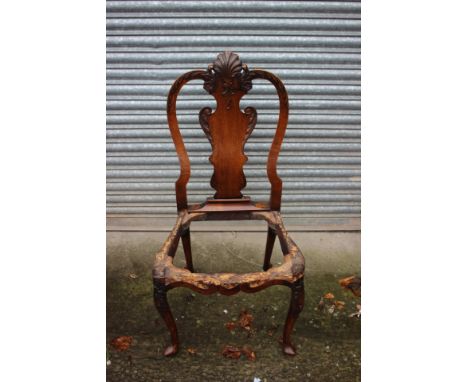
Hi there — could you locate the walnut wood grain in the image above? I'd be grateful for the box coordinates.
[199,52,257,198]
[167,69,207,211]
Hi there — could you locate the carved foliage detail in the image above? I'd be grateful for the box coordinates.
[199,106,257,151]
[202,51,253,110]
[199,107,213,145]
[243,106,257,146]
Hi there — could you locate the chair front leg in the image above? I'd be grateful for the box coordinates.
[282,277,305,356]
[153,282,179,356]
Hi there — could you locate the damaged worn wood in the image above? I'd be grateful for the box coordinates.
[153,211,304,294]
[153,51,305,357]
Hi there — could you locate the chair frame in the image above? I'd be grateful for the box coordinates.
[152,51,305,356]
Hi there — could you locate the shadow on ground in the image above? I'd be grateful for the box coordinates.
[107,239,360,382]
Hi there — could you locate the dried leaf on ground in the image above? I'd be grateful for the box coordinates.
[225,321,237,331]
[238,310,254,331]
[110,336,133,351]
[242,345,256,361]
[222,345,242,359]
[323,292,335,299]
[128,273,138,279]
[334,300,346,310]
[187,347,197,355]
[339,276,361,297]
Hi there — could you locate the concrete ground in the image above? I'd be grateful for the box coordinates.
[107,225,360,382]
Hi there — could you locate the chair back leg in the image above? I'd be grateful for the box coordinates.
[263,226,277,271]
[181,228,195,272]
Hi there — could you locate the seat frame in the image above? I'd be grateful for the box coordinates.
[153,51,305,356]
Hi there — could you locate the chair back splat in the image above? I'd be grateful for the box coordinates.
[166,51,289,212]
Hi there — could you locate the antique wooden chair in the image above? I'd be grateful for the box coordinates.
[153,51,305,356]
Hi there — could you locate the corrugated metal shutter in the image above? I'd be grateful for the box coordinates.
[106,1,361,227]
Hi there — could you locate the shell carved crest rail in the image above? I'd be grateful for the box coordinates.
[198,51,257,199]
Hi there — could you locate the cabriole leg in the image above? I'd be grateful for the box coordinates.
[282,278,305,356]
[153,283,179,356]
[263,227,277,271]
[181,228,195,272]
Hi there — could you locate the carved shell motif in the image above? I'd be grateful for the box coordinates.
[213,50,242,78]
[202,51,253,103]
